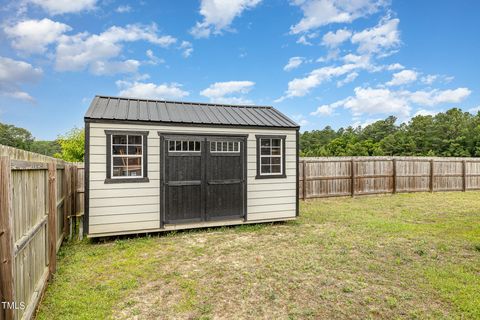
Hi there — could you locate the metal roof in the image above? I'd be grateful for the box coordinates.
[85,95,299,128]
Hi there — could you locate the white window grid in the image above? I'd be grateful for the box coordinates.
[210,141,240,153]
[111,135,143,178]
[259,138,283,176]
[168,140,201,152]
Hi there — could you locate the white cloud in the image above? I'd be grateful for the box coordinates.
[468,106,480,114]
[4,18,71,54]
[420,74,454,85]
[386,63,404,70]
[311,104,335,116]
[145,49,165,65]
[413,109,438,117]
[310,86,471,118]
[284,57,304,71]
[351,17,400,55]
[90,59,140,75]
[386,69,417,86]
[408,88,471,107]
[29,0,97,15]
[200,80,255,104]
[339,87,411,117]
[0,56,42,102]
[291,114,309,126]
[278,54,373,100]
[55,24,176,74]
[337,71,358,87]
[322,28,352,48]
[116,5,131,13]
[116,81,189,100]
[179,41,193,58]
[290,0,385,34]
[190,0,261,38]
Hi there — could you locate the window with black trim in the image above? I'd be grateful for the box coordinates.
[210,141,240,153]
[105,130,149,183]
[256,135,286,179]
[168,140,201,152]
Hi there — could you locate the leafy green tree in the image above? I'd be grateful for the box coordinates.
[54,128,85,162]
[0,122,34,150]
[30,140,62,157]
[299,108,480,157]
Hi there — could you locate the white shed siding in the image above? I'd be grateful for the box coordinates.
[87,122,297,235]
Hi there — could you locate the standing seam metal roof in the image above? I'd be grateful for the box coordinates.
[85,95,299,128]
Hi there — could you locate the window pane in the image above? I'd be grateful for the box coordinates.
[261,147,271,155]
[211,142,216,152]
[222,142,228,151]
[228,142,233,152]
[189,141,194,151]
[271,165,281,173]
[128,146,142,155]
[169,141,175,151]
[113,157,126,166]
[271,157,281,165]
[175,141,181,151]
[112,135,127,144]
[128,135,142,145]
[261,165,271,174]
[271,147,281,155]
[128,157,141,167]
[272,139,281,147]
[260,139,270,147]
[128,168,141,177]
[113,166,127,177]
[195,141,201,151]
[182,141,188,151]
[234,142,239,152]
[113,145,126,155]
[261,157,270,165]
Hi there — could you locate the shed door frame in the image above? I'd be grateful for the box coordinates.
[158,132,248,228]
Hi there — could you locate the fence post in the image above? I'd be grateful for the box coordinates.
[302,160,306,199]
[47,162,57,278]
[63,164,70,238]
[72,165,76,238]
[462,160,467,192]
[392,158,397,194]
[351,159,355,197]
[0,157,15,320]
[429,159,434,192]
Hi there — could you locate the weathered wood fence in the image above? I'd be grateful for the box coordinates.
[300,156,480,199]
[0,145,84,320]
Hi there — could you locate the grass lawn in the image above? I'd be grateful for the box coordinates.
[36,192,480,319]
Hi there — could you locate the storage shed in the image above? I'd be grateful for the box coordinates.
[84,95,299,237]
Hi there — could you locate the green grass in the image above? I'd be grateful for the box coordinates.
[36,192,480,319]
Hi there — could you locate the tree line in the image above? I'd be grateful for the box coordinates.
[2,107,480,161]
[0,122,84,162]
[300,108,480,157]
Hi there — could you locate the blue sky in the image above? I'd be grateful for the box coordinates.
[0,0,479,140]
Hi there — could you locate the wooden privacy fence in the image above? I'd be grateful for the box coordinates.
[0,145,84,320]
[300,156,480,199]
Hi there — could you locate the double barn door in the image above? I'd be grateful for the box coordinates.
[160,134,246,226]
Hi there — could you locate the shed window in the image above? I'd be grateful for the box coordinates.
[210,141,240,153]
[105,130,149,183]
[112,135,143,177]
[168,140,201,152]
[256,135,286,179]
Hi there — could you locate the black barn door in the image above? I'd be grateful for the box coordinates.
[206,137,245,220]
[161,134,246,226]
[162,136,204,224]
